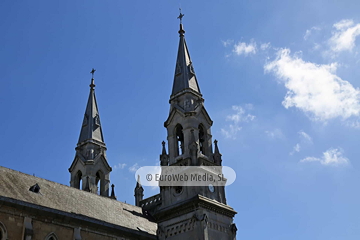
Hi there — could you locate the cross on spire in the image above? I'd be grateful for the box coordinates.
[177,8,184,24]
[90,68,96,78]
[90,68,96,89]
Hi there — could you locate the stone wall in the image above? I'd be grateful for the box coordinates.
[0,204,148,240]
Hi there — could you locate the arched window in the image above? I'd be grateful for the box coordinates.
[0,221,8,240]
[45,232,58,240]
[175,124,184,156]
[74,170,82,189]
[199,124,206,155]
[96,170,104,195]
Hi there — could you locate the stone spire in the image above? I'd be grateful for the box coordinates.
[134,175,144,207]
[160,141,169,166]
[78,68,104,146]
[69,69,112,198]
[171,22,201,98]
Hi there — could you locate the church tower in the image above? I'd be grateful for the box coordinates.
[69,69,112,197]
[153,16,237,240]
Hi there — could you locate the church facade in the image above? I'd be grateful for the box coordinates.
[0,20,237,240]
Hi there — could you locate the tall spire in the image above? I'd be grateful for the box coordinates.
[69,69,112,197]
[171,12,201,97]
[77,68,104,145]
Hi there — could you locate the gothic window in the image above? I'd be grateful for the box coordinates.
[75,171,82,189]
[175,124,184,156]
[0,221,7,240]
[45,233,58,240]
[199,124,206,155]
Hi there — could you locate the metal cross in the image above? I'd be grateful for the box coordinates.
[90,68,96,78]
[177,8,184,24]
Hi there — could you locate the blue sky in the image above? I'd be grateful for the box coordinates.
[1,0,360,239]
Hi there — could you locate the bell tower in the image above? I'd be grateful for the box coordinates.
[153,14,237,240]
[69,69,112,197]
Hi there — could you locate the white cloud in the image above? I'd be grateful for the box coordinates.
[313,43,321,51]
[290,143,301,155]
[233,40,257,56]
[304,30,311,40]
[113,163,127,170]
[290,131,312,155]
[129,163,140,173]
[329,19,360,53]
[300,148,349,166]
[222,39,234,47]
[298,130,312,143]
[304,26,321,40]
[264,48,360,121]
[260,42,271,50]
[345,120,360,128]
[221,105,256,139]
[226,105,255,123]
[265,129,284,139]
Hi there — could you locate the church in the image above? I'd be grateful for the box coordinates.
[0,16,237,240]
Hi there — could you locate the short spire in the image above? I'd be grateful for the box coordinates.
[110,184,117,200]
[161,141,167,155]
[135,175,144,207]
[213,139,222,165]
[160,141,169,166]
[214,139,220,154]
[136,175,143,189]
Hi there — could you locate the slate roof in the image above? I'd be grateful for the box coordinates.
[0,166,157,237]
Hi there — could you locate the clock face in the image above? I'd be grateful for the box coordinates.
[208,184,215,193]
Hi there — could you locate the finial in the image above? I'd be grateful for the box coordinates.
[177,8,185,36]
[214,139,220,153]
[161,141,167,155]
[110,184,116,200]
[136,175,143,189]
[213,139,222,165]
[90,68,96,89]
[177,8,184,24]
